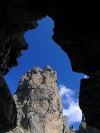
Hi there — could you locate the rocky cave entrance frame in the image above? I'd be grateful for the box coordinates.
[0,1,100,132]
[5,15,84,129]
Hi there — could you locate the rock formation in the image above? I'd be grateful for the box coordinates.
[0,72,17,133]
[1,1,100,132]
[77,114,100,133]
[6,66,100,133]
[7,66,63,133]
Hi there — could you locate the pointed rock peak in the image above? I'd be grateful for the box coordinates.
[31,66,43,74]
[62,115,68,128]
[43,65,52,71]
[17,65,57,91]
[11,66,63,133]
[70,125,76,132]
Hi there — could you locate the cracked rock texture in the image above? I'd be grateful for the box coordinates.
[6,66,100,133]
[7,66,63,133]
[1,0,100,131]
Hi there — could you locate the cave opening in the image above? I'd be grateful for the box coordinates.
[4,16,85,130]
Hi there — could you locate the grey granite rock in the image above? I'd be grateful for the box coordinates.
[6,66,100,133]
[7,66,63,133]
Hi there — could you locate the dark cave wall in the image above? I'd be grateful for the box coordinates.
[0,0,100,132]
[0,1,45,132]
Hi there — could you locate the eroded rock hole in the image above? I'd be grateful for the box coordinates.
[4,16,88,131]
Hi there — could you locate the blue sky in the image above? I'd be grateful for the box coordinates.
[4,16,87,130]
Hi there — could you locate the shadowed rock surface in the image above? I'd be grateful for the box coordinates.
[0,72,17,133]
[63,115,100,133]
[1,0,100,132]
[77,115,100,133]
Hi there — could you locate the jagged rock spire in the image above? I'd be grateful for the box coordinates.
[70,125,76,132]
[7,66,63,133]
[6,66,100,133]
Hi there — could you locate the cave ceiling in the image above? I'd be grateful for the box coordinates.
[0,0,100,132]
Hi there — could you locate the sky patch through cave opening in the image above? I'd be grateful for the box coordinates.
[4,16,85,130]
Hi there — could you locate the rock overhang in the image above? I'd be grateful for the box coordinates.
[1,0,100,132]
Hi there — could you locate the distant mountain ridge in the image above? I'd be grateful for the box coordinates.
[7,66,100,133]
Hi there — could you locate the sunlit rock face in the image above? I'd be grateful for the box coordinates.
[7,66,63,133]
[1,0,100,131]
[6,66,100,133]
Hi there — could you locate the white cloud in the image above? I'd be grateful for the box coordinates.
[59,85,82,126]
[83,75,89,79]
